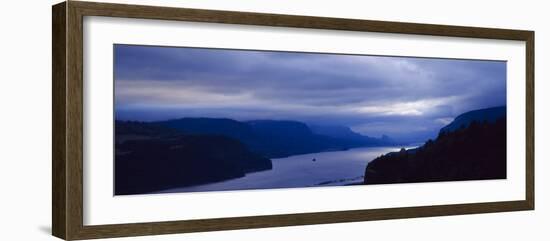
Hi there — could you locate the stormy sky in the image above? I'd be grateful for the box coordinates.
[114,44,506,143]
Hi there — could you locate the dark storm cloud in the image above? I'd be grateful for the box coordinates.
[114,44,506,141]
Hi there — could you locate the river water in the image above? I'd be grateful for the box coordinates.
[159,146,410,193]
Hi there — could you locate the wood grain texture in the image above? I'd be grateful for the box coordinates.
[66,1,85,240]
[52,2,67,240]
[525,32,535,209]
[73,201,530,240]
[71,1,533,40]
[51,1,535,240]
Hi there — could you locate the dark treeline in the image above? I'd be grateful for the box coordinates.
[115,118,395,195]
[364,118,506,184]
[115,106,507,195]
[115,121,271,195]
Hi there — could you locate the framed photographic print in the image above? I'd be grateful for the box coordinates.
[52,1,534,240]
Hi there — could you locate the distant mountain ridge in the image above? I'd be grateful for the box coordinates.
[440,106,506,134]
[152,118,396,158]
[244,120,332,157]
[248,120,313,137]
[309,124,364,140]
[157,117,256,141]
[115,117,397,194]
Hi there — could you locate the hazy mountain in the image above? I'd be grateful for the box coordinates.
[309,124,368,141]
[309,124,395,145]
[248,120,314,138]
[152,118,397,158]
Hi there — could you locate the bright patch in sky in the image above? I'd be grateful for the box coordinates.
[114,45,506,142]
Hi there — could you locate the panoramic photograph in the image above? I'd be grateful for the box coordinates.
[113,44,507,195]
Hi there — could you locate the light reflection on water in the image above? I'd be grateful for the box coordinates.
[159,145,417,194]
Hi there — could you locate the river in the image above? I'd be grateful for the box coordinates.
[159,146,412,194]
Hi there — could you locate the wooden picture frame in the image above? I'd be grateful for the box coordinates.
[52,1,534,240]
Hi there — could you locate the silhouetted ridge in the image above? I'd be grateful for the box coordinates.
[157,117,256,141]
[114,117,400,194]
[440,106,506,134]
[114,121,271,195]
[152,118,397,158]
[364,107,506,185]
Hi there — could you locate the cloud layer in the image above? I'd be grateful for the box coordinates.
[114,44,506,142]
